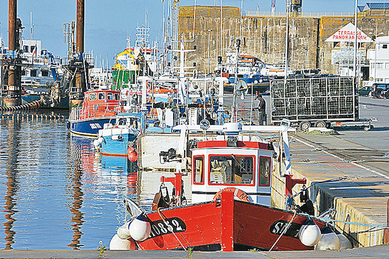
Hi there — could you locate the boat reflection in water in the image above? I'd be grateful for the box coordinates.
[70,135,140,249]
[0,113,141,250]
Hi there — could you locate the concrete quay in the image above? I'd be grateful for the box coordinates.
[271,130,389,248]
[1,244,389,258]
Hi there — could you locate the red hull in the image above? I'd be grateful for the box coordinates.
[137,191,324,251]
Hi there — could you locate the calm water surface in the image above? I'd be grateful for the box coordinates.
[0,112,140,250]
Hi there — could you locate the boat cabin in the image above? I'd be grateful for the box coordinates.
[191,137,274,206]
[80,90,122,119]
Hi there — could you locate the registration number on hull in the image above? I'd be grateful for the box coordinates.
[148,217,187,238]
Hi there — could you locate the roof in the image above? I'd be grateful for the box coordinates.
[363,3,389,11]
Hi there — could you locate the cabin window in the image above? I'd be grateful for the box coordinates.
[30,70,37,77]
[23,46,29,53]
[41,70,49,77]
[383,44,388,49]
[98,93,105,100]
[89,93,97,101]
[107,92,113,100]
[114,93,120,101]
[193,156,204,184]
[259,157,271,186]
[118,118,126,126]
[209,155,254,184]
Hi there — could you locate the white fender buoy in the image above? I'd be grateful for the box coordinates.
[117,221,132,240]
[315,226,340,250]
[109,234,136,250]
[299,219,321,247]
[93,139,101,149]
[337,232,353,249]
[129,214,151,241]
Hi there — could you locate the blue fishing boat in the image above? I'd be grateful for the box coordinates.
[68,89,123,137]
[94,112,145,157]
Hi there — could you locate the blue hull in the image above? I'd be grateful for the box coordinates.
[100,132,137,156]
[68,118,115,137]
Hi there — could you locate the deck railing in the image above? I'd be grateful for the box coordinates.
[69,104,121,121]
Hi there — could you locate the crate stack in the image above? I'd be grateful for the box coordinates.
[270,77,358,125]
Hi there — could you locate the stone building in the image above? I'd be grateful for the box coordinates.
[177,5,389,81]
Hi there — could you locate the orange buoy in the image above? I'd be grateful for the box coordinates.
[127,147,138,162]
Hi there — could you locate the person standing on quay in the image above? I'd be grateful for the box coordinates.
[254,94,266,125]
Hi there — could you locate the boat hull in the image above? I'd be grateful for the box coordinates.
[136,191,324,251]
[100,132,137,156]
[68,118,115,137]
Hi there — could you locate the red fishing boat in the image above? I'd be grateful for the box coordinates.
[110,123,327,251]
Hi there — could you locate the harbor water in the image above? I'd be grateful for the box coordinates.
[0,111,142,250]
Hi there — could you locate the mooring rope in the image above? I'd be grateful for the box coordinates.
[157,208,189,251]
[0,100,42,111]
[269,210,297,251]
[311,215,389,230]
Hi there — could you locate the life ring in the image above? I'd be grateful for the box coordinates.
[213,187,252,203]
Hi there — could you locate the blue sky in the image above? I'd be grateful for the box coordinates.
[0,0,377,67]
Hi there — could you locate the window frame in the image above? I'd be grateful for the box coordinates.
[192,155,205,185]
[208,154,256,186]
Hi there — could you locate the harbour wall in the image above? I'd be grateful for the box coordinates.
[178,6,389,76]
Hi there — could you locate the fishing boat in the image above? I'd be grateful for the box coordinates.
[67,89,123,137]
[110,122,333,251]
[94,112,144,157]
[215,53,270,94]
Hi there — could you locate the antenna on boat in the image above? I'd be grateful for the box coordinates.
[30,12,34,40]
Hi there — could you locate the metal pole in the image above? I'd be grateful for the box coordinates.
[353,0,358,79]
[284,0,289,79]
[208,29,212,75]
[76,0,85,54]
[220,0,223,57]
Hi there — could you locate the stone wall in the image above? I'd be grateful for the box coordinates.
[178,6,389,75]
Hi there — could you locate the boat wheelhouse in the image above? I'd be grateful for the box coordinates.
[191,138,273,205]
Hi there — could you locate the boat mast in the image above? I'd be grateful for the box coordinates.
[284,0,289,79]
[232,39,241,123]
[353,0,358,80]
